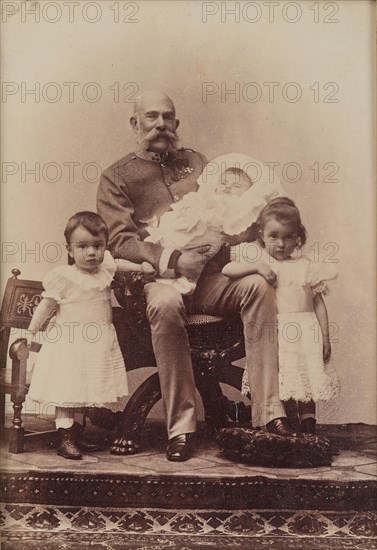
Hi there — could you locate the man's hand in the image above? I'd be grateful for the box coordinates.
[175,245,215,280]
[221,232,244,247]
[256,263,277,286]
[221,224,258,246]
[323,340,332,363]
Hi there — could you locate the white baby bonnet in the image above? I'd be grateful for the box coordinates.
[197,152,286,235]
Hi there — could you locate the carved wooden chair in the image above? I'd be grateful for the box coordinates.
[0,269,57,453]
[0,269,251,454]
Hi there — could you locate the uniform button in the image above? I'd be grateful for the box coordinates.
[174,195,180,202]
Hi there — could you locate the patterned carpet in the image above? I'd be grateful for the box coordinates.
[2,533,377,550]
[1,504,377,549]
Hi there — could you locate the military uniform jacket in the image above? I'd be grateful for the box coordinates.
[97,148,207,270]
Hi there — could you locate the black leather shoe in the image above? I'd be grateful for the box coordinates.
[266,417,300,437]
[166,434,193,462]
[56,428,83,460]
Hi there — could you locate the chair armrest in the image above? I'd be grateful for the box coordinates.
[9,339,42,358]
[9,338,29,361]
[8,338,29,397]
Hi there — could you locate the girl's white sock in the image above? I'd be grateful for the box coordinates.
[55,407,75,429]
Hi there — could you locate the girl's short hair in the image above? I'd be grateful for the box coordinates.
[64,211,109,245]
[255,197,307,248]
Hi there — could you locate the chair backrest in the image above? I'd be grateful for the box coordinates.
[0,270,45,330]
[0,269,56,369]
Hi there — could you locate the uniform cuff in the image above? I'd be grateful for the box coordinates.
[159,248,182,278]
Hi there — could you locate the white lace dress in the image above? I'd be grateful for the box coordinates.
[240,245,340,402]
[28,251,128,408]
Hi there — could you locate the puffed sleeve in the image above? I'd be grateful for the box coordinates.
[41,267,69,302]
[306,257,338,296]
[100,250,117,280]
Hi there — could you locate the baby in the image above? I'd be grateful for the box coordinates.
[146,152,285,294]
[215,166,253,196]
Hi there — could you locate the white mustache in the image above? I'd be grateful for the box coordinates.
[137,127,180,153]
[144,127,179,143]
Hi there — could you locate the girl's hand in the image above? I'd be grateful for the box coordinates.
[323,340,332,363]
[256,263,277,286]
[25,331,35,349]
[115,258,156,275]
[141,262,156,275]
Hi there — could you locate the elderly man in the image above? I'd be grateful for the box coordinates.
[97,90,297,462]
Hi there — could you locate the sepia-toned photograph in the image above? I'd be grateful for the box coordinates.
[1,1,376,548]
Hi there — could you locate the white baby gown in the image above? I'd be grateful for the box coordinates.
[240,245,340,402]
[145,152,285,295]
[28,251,128,408]
[196,152,286,236]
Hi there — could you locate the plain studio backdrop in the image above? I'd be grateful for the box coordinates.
[1,0,375,424]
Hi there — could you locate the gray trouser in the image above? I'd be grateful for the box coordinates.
[144,272,286,439]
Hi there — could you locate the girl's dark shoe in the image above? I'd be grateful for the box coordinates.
[288,417,302,433]
[72,422,104,452]
[283,399,301,433]
[84,408,121,431]
[57,427,83,460]
[300,418,316,434]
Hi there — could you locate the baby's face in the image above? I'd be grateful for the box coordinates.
[216,172,252,196]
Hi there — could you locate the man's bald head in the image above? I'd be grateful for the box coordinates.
[133,90,176,117]
[130,89,180,153]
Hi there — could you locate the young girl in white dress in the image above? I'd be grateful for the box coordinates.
[222,198,340,434]
[26,211,154,459]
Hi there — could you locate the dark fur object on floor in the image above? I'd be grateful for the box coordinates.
[216,427,334,468]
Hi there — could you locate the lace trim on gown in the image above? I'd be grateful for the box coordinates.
[278,356,340,402]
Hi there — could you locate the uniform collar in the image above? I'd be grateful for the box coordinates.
[134,144,170,163]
